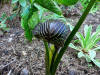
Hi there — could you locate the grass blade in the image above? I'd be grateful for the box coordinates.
[85,25,92,47]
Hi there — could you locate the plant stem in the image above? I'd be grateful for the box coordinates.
[50,46,59,72]
[50,0,97,74]
[43,41,50,75]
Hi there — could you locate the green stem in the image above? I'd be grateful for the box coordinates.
[43,41,50,75]
[50,0,96,74]
[50,46,59,72]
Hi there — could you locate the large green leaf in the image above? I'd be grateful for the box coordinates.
[28,11,39,29]
[56,0,78,6]
[21,17,33,41]
[21,4,38,41]
[19,0,26,7]
[21,6,30,29]
[34,3,48,20]
[35,0,62,15]
[41,13,66,23]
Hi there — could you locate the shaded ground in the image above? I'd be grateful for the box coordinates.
[0,4,100,75]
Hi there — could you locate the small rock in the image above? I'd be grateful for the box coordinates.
[22,51,27,56]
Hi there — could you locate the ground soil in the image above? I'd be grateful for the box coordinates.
[0,4,100,75]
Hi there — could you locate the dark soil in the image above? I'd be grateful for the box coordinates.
[0,4,100,75]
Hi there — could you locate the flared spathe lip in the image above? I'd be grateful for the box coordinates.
[32,19,70,47]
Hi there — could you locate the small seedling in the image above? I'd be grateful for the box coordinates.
[69,25,100,67]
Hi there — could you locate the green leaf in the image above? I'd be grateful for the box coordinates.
[89,50,96,59]
[19,0,26,7]
[94,37,100,45]
[21,6,30,29]
[69,43,80,51]
[86,29,100,49]
[73,39,80,43]
[91,31,100,43]
[96,0,100,2]
[1,19,6,24]
[87,37,100,50]
[2,28,10,31]
[34,3,47,19]
[0,23,6,28]
[35,0,62,15]
[28,11,39,29]
[21,18,33,41]
[21,6,30,18]
[30,0,35,4]
[92,46,100,51]
[41,13,66,23]
[56,0,78,6]
[86,43,94,50]
[84,25,92,47]
[25,30,33,41]
[84,25,92,37]
[11,0,18,3]
[21,4,38,41]
[77,32,85,48]
[84,25,89,37]
[85,55,91,62]
[78,52,85,58]
[96,25,100,32]
[92,59,100,68]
